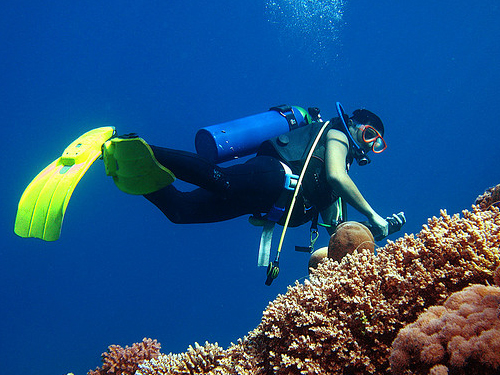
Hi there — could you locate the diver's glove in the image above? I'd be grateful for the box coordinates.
[386,212,406,235]
[364,212,406,241]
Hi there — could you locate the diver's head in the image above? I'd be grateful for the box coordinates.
[348,109,386,154]
[351,109,384,136]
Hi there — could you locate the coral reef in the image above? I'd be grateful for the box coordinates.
[88,338,161,375]
[87,184,500,374]
[235,209,499,374]
[390,283,500,374]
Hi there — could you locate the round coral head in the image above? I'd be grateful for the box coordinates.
[328,221,374,262]
[308,247,329,273]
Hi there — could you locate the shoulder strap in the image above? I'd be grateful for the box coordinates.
[265,120,331,286]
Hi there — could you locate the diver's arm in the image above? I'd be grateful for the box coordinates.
[324,129,388,237]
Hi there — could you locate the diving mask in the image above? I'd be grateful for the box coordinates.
[359,124,387,153]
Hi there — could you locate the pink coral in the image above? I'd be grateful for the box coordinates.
[88,338,161,375]
[390,283,500,374]
[87,184,500,374]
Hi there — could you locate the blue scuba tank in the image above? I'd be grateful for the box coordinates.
[195,105,310,163]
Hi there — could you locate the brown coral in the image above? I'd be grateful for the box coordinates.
[308,246,329,272]
[390,283,500,375]
[328,221,375,261]
[88,338,161,375]
[475,184,500,211]
[90,184,500,374]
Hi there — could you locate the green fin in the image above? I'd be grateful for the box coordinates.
[102,135,175,195]
[15,126,116,241]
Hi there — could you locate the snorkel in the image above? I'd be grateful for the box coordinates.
[336,102,371,166]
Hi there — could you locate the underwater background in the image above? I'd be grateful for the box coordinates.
[1,1,499,374]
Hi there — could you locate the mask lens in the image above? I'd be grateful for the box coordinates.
[363,127,379,141]
[372,138,387,153]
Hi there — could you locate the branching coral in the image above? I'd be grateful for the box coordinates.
[88,338,161,375]
[86,184,500,374]
[390,283,500,374]
[136,342,230,375]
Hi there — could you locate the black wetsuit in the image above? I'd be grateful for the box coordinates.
[145,149,286,223]
[145,119,345,225]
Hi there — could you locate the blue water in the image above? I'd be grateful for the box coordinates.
[1,1,498,374]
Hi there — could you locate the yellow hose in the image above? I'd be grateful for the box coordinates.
[275,120,331,257]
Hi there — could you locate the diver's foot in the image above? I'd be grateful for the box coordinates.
[102,135,175,195]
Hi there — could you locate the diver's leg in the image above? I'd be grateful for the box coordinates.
[144,154,286,223]
[221,156,286,204]
[150,147,286,199]
[145,186,247,224]
[150,146,231,195]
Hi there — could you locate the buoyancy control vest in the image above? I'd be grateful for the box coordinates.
[194,105,352,226]
[257,117,351,227]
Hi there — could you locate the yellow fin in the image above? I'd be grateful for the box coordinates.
[14,126,115,241]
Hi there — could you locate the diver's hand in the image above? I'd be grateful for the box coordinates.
[387,212,406,234]
[368,213,389,241]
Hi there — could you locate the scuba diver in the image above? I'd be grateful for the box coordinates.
[14,103,405,284]
[129,106,390,236]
